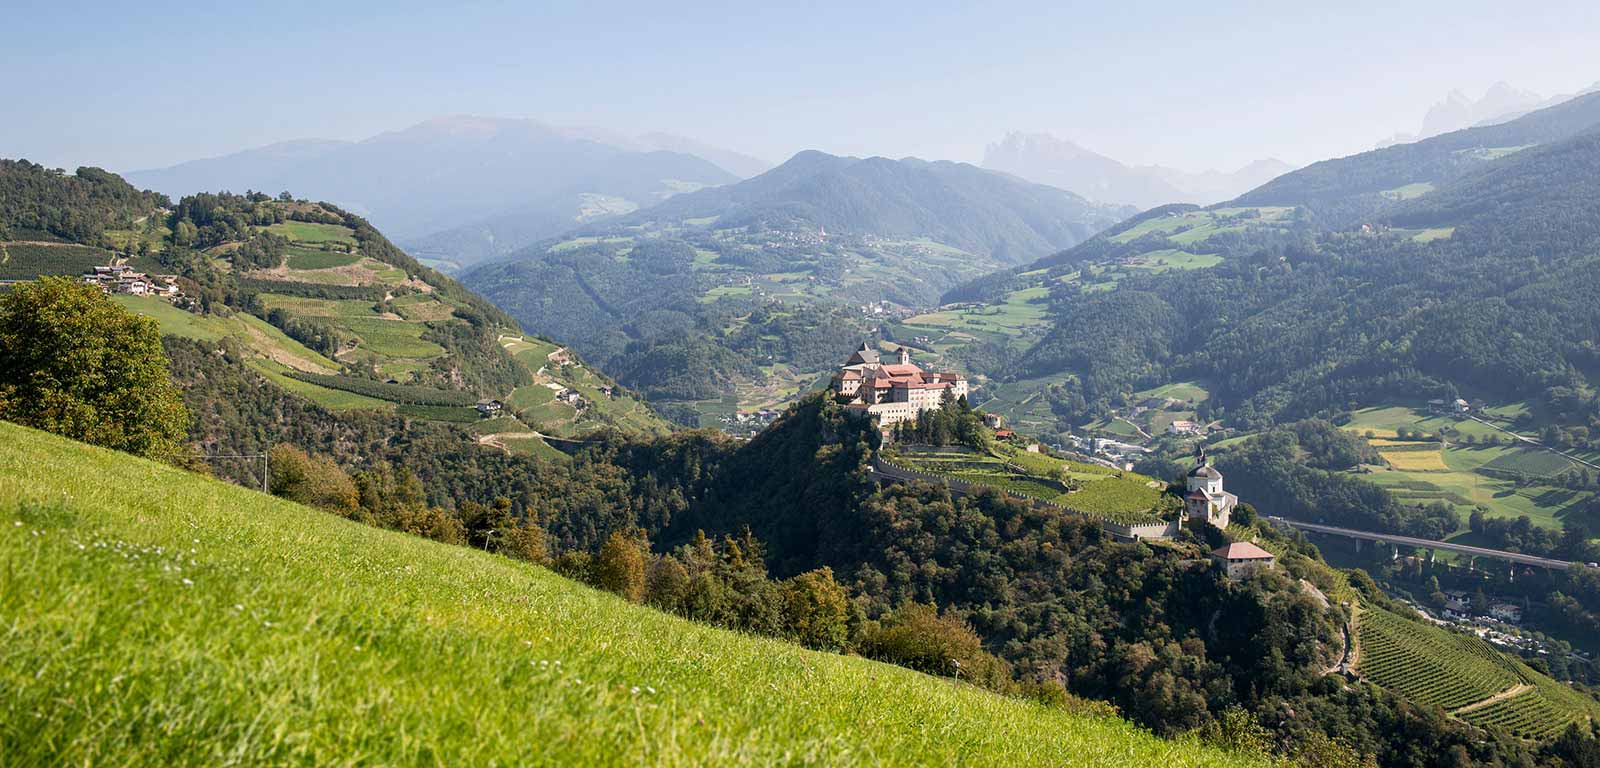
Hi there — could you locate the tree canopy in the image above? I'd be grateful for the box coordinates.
[0,277,189,459]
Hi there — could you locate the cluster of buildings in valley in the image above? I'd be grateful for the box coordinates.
[81,264,180,298]
[833,343,968,427]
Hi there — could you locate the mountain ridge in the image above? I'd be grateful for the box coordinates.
[982,132,1293,210]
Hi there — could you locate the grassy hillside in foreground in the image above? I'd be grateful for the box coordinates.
[0,422,1259,767]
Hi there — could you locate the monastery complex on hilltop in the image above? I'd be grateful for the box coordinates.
[833,343,968,427]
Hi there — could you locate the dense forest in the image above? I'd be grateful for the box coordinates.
[0,160,169,243]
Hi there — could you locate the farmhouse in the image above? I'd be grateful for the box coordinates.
[1489,603,1523,623]
[1210,541,1276,578]
[475,399,504,417]
[81,264,179,297]
[1183,448,1238,529]
[834,343,968,427]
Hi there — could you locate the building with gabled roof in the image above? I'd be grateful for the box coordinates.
[1210,541,1276,578]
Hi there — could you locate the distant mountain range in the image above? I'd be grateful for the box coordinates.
[126,117,769,271]
[981,132,1293,211]
[632,149,1135,263]
[1377,81,1600,148]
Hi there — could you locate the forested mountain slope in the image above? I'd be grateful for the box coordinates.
[1234,90,1600,225]
[1015,122,1600,426]
[462,151,1133,426]
[634,150,1134,263]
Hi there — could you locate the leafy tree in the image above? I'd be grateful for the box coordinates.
[596,529,649,602]
[780,566,852,650]
[0,277,189,459]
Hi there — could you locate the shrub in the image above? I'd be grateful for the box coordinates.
[859,603,1011,690]
[596,530,648,602]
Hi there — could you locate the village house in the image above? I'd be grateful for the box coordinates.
[1184,448,1238,529]
[834,343,968,427]
[475,399,504,417]
[556,388,584,407]
[1489,603,1523,624]
[82,264,179,297]
[1210,541,1276,578]
[1168,419,1201,435]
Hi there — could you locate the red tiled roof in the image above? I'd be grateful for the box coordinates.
[879,363,923,376]
[1211,542,1274,561]
[841,370,862,380]
[1186,490,1210,500]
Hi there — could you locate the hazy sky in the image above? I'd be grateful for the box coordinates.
[5,0,1599,174]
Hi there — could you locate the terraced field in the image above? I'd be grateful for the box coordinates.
[1459,675,1600,740]
[1354,605,1600,740]
[885,446,1165,524]
[1355,606,1523,711]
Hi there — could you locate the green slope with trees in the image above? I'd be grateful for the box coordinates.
[0,421,1267,768]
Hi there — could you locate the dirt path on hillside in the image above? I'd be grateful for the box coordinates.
[1345,605,1363,672]
[1450,683,1533,715]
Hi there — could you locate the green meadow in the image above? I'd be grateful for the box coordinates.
[0,423,1259,767]
[265,220,358,245]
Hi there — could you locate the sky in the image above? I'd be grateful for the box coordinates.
[4,0,1599,175]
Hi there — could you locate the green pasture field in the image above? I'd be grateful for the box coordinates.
[285,245,361,270]
[264,221,357,245]
[1380,182,1435,201]
[339,318,447,359]
[0,423,1263,767]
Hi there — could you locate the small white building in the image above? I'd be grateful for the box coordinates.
[475,399,503,417]
[1211,541,1276,579]
[1489,603,1523,623]
[1183,449,1237,529]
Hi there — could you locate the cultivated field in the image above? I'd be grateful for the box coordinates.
[886,445,1166,524]
[1354,605,1599,740]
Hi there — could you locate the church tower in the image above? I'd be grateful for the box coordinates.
[1183,446,1237,529]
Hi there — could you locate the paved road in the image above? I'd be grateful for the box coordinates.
[1268,516,1579,570]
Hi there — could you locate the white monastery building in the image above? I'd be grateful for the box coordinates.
[834,343,968,427]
